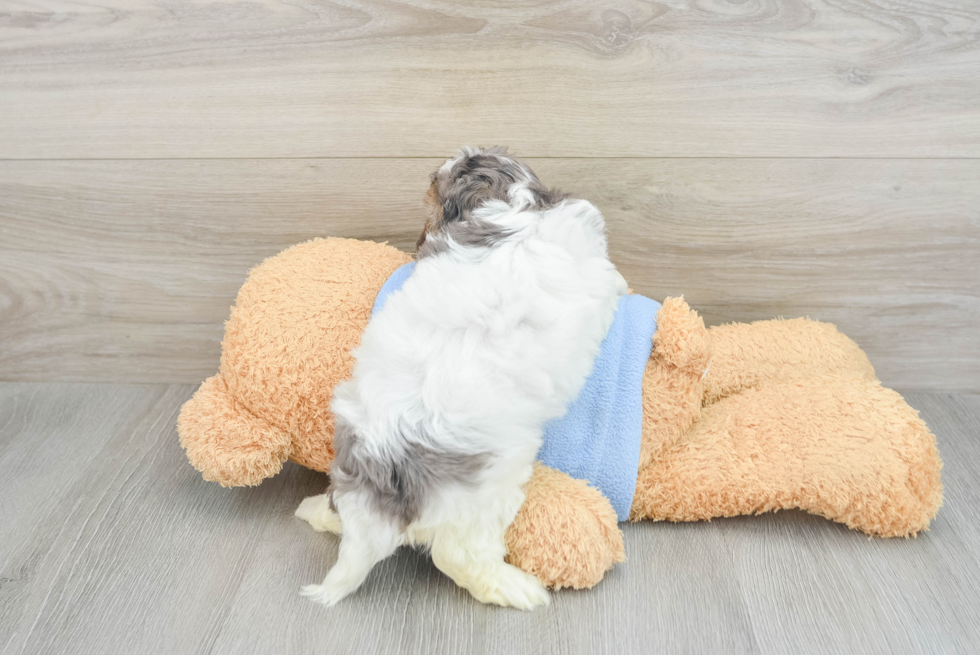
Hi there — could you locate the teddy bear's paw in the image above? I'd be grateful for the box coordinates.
[296,494,343,534]
[468,563,551,610]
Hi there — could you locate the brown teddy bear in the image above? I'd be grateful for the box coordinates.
[178,237,943,590]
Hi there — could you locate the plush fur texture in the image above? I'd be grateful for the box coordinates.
[298,149,626,608]
[178,237,411,486]
[178,238,944,592]
[630,310,942,537]
[505,463,626,590]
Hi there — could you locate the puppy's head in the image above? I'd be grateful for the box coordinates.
[417,147,566,256]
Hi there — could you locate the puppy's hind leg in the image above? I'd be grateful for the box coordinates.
[296,493,343,534]
[429,515,550,610]
[300,494,402,606]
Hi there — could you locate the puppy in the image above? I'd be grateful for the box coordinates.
[296,147,627,609]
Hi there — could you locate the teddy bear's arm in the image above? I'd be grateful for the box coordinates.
[178,374,293,487]
[505,464,625,590]
[637,297,712,471]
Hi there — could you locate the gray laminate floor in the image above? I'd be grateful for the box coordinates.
[0,383,978,655]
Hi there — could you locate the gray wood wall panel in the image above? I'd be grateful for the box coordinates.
[1,0,978,158]
[2,159,977,390]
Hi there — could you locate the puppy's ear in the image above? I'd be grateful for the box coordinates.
[441,177,498,224]
[439,152,525,223]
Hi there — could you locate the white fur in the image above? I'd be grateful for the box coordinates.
[295,494,343,534]
[298,190,624,609]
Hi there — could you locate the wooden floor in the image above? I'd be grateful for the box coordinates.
[0,382,976,655]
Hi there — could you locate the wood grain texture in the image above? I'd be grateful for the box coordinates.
[0,383,978,654]
[1,0,979,158]
[2,158,977,390]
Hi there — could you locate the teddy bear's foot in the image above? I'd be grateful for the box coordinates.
[631,376,943,537]
[296,494,343,534]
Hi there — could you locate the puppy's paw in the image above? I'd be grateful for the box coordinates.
[473,564,551,610]
[295,494,343,534]
[299,583,346,607]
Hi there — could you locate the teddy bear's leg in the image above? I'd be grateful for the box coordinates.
[178,375,293,487]
[703,318,876,406]
[630,376,943,537]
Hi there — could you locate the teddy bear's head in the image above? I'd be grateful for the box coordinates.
[178,238,411,486]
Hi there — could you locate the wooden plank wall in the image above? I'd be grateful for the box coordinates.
[1,0,978,391]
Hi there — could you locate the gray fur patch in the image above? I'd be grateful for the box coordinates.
[440,215,514,251]
[417,147,568,258]
[329,418,490,528]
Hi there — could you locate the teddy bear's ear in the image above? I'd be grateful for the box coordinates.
[652,296,712,374]
[178,375,292,487]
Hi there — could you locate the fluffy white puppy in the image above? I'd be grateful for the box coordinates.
[296,147,627,609]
